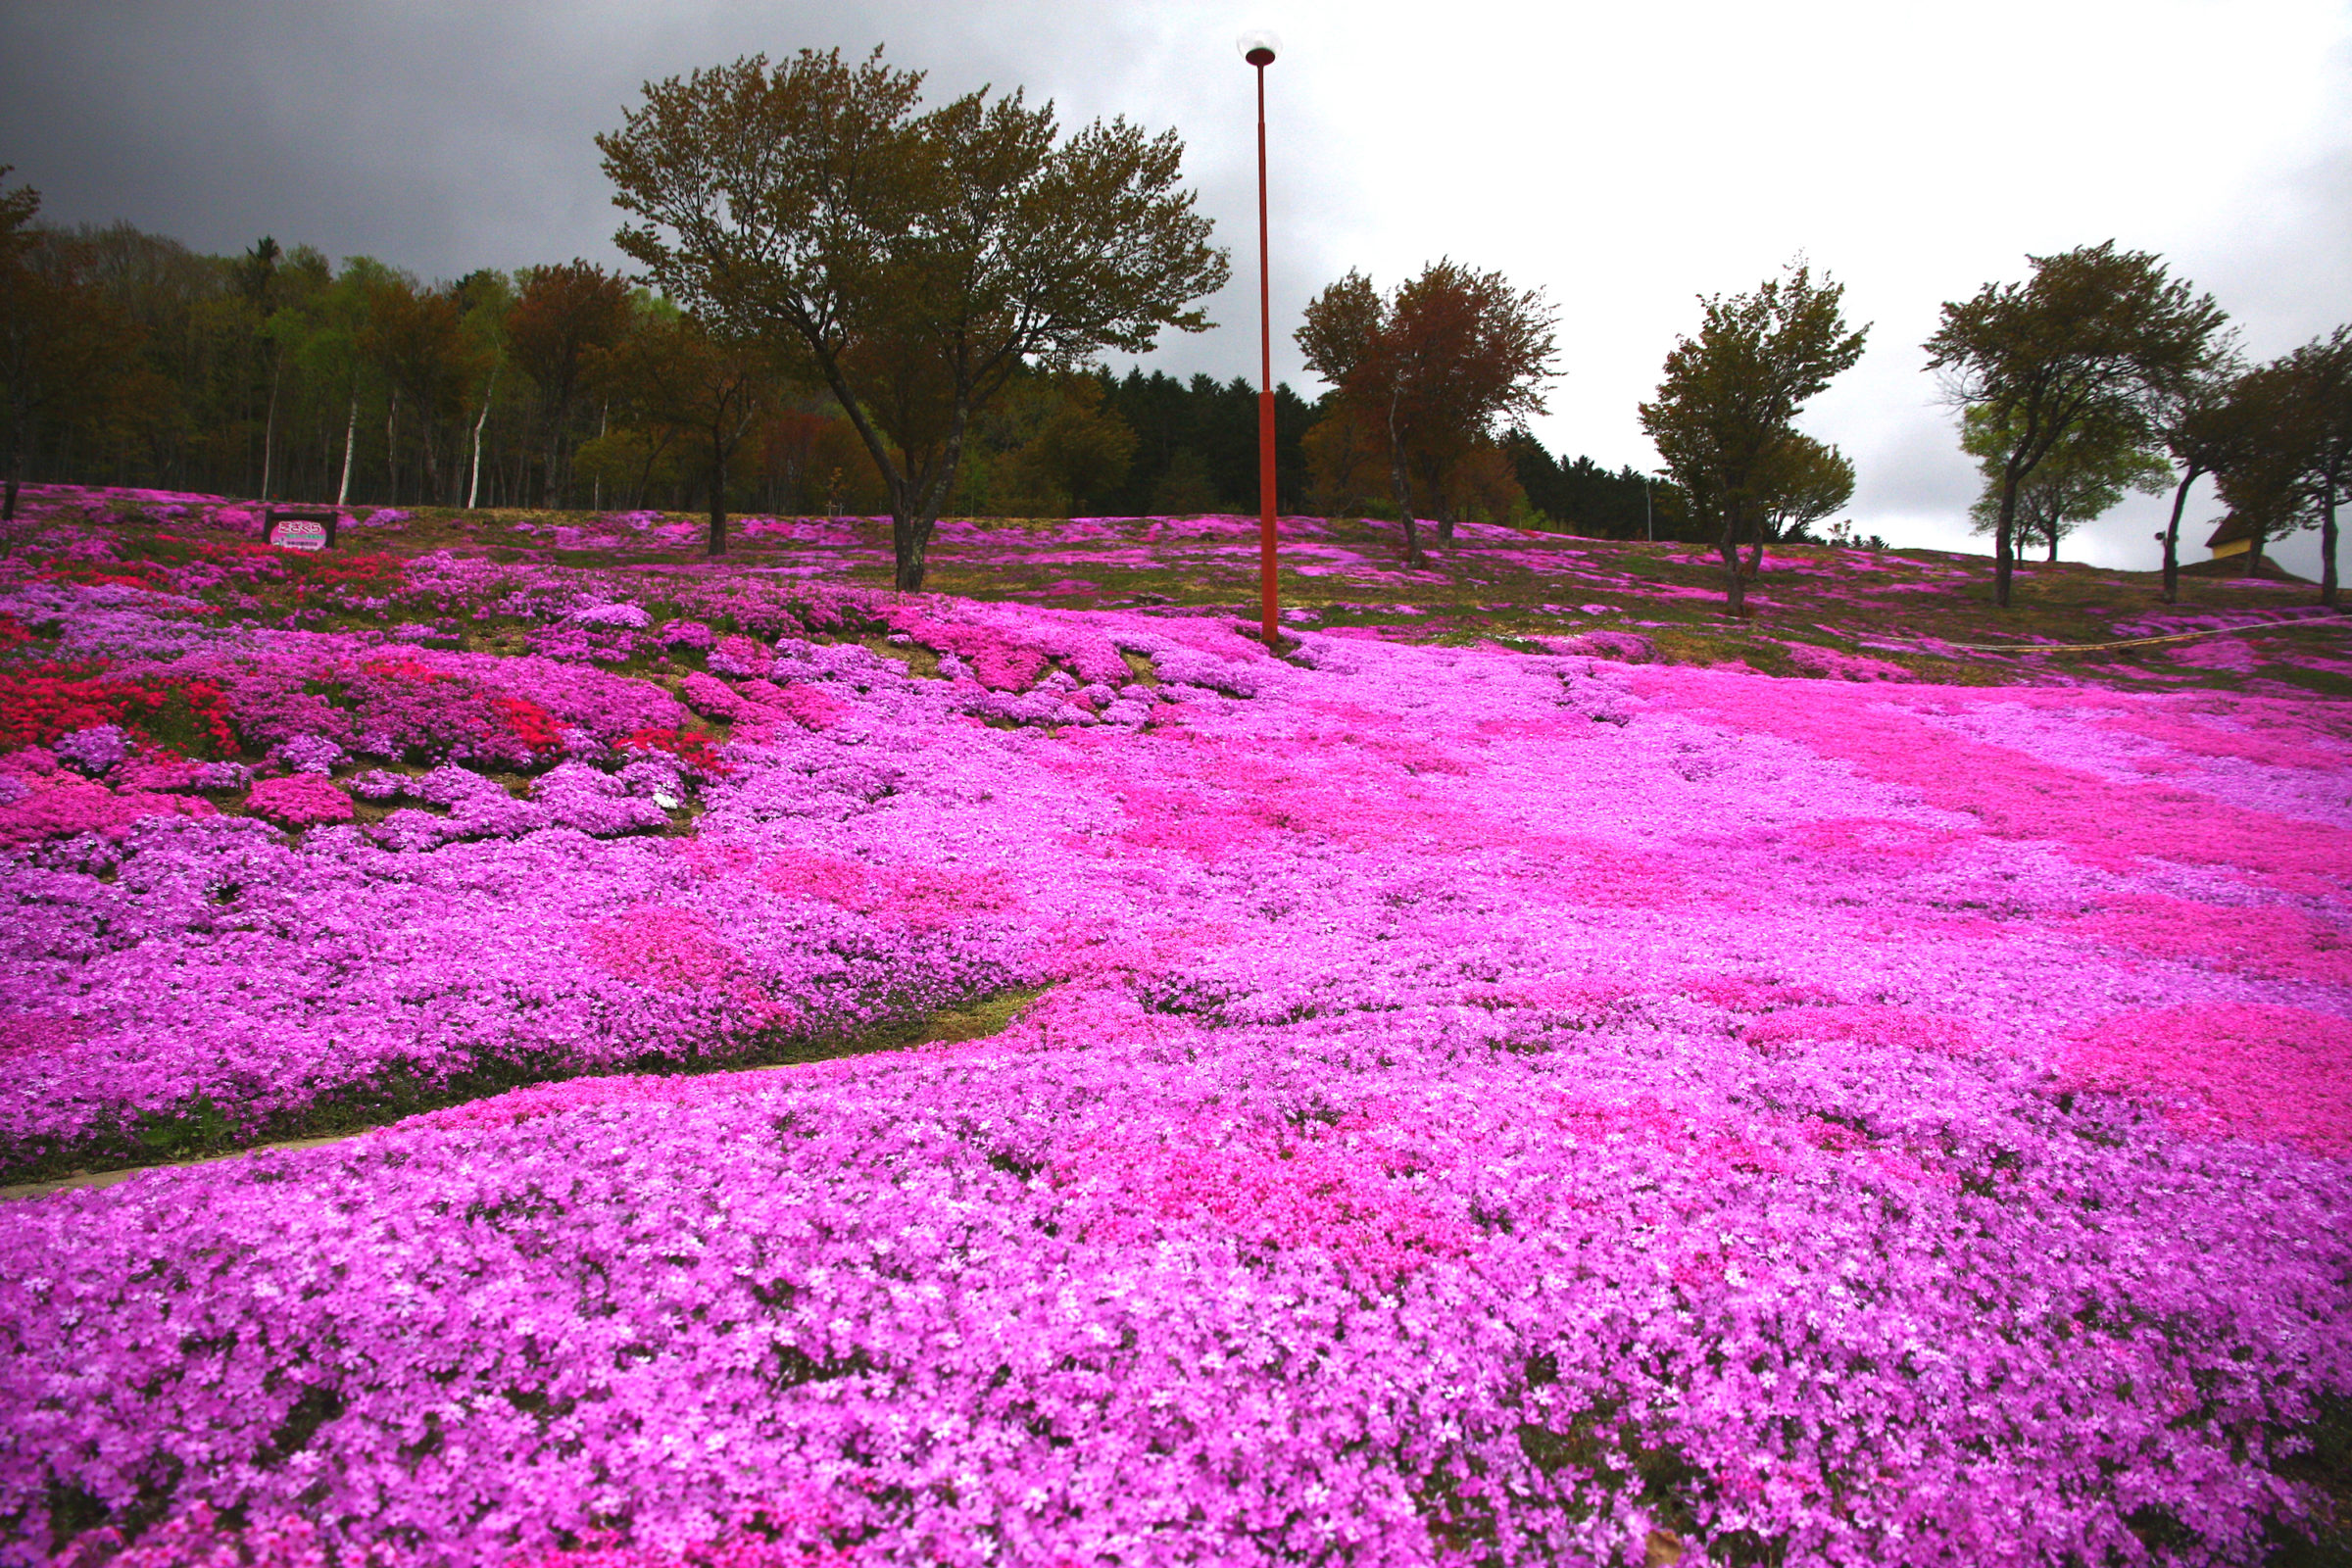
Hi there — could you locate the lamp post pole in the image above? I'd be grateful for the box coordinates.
[1242,30,1281,648]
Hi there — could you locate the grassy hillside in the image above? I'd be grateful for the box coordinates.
[56,490,2347,696]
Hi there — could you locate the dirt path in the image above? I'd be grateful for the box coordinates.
[0,1135,362,1201]
[2,989,1048,1202]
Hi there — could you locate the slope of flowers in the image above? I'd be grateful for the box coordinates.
[3,491,2351,1567]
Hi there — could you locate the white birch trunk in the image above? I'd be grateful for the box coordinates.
[335,386,358,506]
[467,365,497,510]
[261,360,282,502]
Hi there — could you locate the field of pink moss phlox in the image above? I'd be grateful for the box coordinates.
[2,488,2349,1566]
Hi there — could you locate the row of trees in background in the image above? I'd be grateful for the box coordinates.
[1,174,1658,575]
[1926,241,2348,609]
[0,170,836,524]
[37,42,2333,612]
[0,165,1296,531]
[1626,240,2346,614]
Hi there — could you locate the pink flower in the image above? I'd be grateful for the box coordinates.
[243,773,356,828]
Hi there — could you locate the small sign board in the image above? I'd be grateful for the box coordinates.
[266,509,339,551]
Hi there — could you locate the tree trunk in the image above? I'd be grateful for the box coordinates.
[708,435,729,558]
[1743,526,1764,580]
[892,509,935,591]
[1385,387,1422,566]
[894,425,973,594]
[261,358,282,503]
[384,389,399,507]
[2159,466,2199,605]
[467,366,496,510]
[2321,473,2339,609]
[1389,456,1421,566]
[1993,457,2023,609]
[2246,528,2266,576]
[1718,505,1747,617]
[888,449,949,591]
[336,386,358,507]
[891,434,966,593]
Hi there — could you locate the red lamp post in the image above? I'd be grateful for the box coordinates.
[1240,29,1282,648]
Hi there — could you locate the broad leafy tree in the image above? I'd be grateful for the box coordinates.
[2278,327,2351,606]
[507,262,631,508]
[985,372,1136,516]
[1296,260,1556,563]
[2150,364,2253,604]
[1963,405,2167,563]
[1751,432,1856,568]
[1638,263,1867,615]
[2212,332,2352,598]
[599,47,1226,590]
[591,301,775,556]
[1924,242,2226,609]
[2209,383,2304,577]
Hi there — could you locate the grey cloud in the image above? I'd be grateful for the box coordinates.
[0,1,1283,285]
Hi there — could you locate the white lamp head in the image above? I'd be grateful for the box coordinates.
[1237,28,1281,67]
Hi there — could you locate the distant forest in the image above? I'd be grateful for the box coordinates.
[4,218,1690,538]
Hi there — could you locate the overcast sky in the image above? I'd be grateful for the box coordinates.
[4,0,2348,572]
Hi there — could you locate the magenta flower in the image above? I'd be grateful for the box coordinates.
[243,773,355,828]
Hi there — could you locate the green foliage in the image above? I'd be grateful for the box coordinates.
[1504,432,1690,540]
[1924,239,2229,607]
[0,171,160,483]
[1095,368,1310,517]
[597,46,1229,588]
[506,261,630,507]
[1963,404,2167,561]
[953,368,1137,517]
[134,1095,230,1157]
[588,302,775,554]
[1638,261,1868,612]
[2209,327,2352,602]
[1296,259,1559,561]
[573,426,680,503]
[1753,432,1857,544]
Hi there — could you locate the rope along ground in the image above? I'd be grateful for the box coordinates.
[1853,610,2350,658]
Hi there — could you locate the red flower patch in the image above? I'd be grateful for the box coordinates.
[618,726,727,774]
[580,906,776,1017]
[491,695,563,753]
[37,562,174,593]
[0,663,239,756]
[358,655,447,685]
